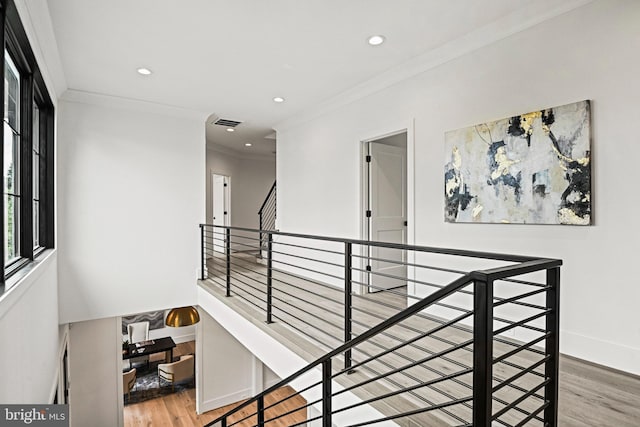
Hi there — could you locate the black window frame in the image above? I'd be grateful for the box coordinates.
[0,0,54,282]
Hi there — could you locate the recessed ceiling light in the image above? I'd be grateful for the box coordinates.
[137,67,152,75]
[367,35,386,46]
[226,128,235,132]
[245,143,252,147]
[273,97,285,103]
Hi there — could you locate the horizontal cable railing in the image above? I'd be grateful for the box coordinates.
[199,224,561,427]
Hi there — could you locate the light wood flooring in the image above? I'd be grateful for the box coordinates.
[124,323,640,426]
[124,360,640,427]
[557,355,640,426]
[124,385,306,427]
[198,252,640,426]
[125,341,307,426]
[205,253,543,425]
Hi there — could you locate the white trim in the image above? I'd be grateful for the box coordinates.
[115,317,124,427]
[212,172,231,230]
[197,286,309,385]
[61,89,208,122]
[274,0,595,132]
[197,286,395,426]
[0,250,56,320]
[51,324,70,404]
[251,355,264,395]
[358,140,368,295]
[200,388,252,414]
[13,0,67,103]
[196,320,203,414]
[561,330,640,376]
[357,121,416,295]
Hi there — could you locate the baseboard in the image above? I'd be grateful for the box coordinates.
[199,388,252,414]
[561,329,640,376]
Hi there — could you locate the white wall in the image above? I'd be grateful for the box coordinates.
[57,93,206,323]
[0,0,65,408]
[150,323,195,343]
[206,147,276,230]
[197,287,396,426]
[196,305,283,413]
[264,364,280,389]
[0,253,59,403]
[68,317,122,427]
[196,307,255,412]
[276,1,640,374]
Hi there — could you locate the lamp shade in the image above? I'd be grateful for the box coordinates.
[165,306,200,327]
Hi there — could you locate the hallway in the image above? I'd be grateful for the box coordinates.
[202,252,640,426]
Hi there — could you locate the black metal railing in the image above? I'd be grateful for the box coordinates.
[199,224,561,427]
[258,181,277,252]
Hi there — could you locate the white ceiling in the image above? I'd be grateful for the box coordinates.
[45,0,584,156]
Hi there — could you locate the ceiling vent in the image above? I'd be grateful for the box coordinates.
[213,118,242,128]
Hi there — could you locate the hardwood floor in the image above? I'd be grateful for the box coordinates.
[124,386,306,427]
[125,341,307,427]
[125,326,640,426]
[198,252,640,426]
[558,355,640,426]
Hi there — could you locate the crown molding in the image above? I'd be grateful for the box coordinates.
[14,0,68,103]
[60,89,209,122]
[207,143,275,162]
[275,0,595,132]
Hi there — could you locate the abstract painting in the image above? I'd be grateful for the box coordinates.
[444,100,591,225]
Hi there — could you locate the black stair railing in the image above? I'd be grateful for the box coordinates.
[258,181,276,253]
[199,224,561,427]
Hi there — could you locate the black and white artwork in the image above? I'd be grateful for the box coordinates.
[122,310,165,334]
[444,100,591,225]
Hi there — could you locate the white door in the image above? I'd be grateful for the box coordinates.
[366,138,407,291]
[212,174,230,253]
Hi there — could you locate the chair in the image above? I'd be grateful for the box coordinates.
[127,321,150,369]
[127,321,150,343]
[123,368,137,401]
[158,355,194,391]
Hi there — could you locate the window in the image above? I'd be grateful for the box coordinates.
[0,0,55,284]
[32,102,39,249]
[3,51,20,265]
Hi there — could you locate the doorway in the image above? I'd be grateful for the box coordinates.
[61,347,69,403]
[54,327,70,404]
[363,132,408,292]
[212,173,230,253]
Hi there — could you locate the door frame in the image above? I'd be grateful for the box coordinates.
[53,324,70,404]
[212,173,231,253]
[358,120,415,296]
[212,173,231,226]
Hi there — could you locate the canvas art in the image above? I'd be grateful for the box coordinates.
[122,310,165,334]
[444,100,591,225]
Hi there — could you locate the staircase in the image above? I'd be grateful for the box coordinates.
[198,224,561,426]
[258,181,276,257]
